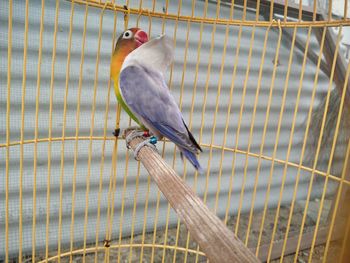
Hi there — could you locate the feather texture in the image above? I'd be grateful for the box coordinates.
[119,63,202,171]
[121,34,174,75]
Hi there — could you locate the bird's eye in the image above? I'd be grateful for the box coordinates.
[123,30,132,39]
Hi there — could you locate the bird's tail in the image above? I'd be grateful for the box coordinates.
[180,148,204,174]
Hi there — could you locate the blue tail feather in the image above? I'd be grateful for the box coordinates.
[181,148,204,174]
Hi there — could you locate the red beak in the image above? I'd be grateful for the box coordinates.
[134,30,148,47]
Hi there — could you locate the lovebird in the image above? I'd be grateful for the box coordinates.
[110,28,203,173]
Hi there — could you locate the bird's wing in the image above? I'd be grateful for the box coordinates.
[119,64,198,153]
[121,34,174,75]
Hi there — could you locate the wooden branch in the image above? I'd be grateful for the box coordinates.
[314,14,350,224]
[123,130,260,263]
[281,27,330,77]
[314,14,350,106]
[340,215,350,262]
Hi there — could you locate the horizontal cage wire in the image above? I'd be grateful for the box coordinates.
[1,0,350,262]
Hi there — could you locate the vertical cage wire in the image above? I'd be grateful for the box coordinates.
[1,0,350,262]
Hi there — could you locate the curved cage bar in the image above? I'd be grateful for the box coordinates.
[1,0,350,262]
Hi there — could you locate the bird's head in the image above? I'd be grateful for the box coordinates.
[116,28,149,51]
[111,28,148,80]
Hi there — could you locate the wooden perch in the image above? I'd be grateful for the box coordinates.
[314,14,350,106]
[123,129,260,263]
[280,27,330,77]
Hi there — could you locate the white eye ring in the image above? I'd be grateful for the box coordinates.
[123,30,133,39]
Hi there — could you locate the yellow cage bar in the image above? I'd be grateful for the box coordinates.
[1,0,350,262]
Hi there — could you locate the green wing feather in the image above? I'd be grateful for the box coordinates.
[114,80,146,130]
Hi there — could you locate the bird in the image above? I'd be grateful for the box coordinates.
[111,28,203,173]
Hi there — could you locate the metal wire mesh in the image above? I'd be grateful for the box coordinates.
[1,0,350,262]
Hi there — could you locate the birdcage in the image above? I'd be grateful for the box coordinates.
[1,0,350,262]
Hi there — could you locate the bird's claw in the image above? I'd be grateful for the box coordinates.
[124,129,144,149]
[121,126,143,139]
[133,137,158,161]
[123,129,158,160]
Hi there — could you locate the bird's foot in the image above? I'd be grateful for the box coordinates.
[133,136,158,160]
[121,126,144,139]
[124,129,145,149]
[123,129,158,160]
